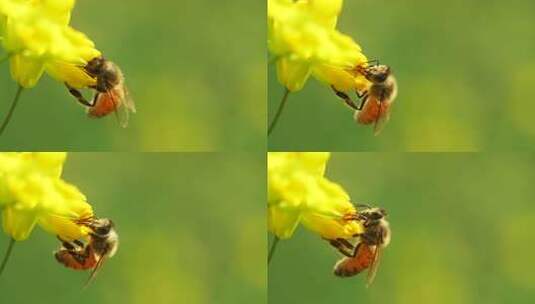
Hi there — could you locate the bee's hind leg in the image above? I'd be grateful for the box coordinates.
[65,83,96,107]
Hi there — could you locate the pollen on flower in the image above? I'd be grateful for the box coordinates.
[268,152,363,240]
[0,0,101,88]
[268,0,369,92]
[0,152,94,241]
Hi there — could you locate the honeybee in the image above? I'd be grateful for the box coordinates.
[55,218,119,287]
[332,62,398,135]
[329,205,390,287]
[66,56,136,128]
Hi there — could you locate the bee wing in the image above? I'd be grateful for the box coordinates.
[112,85,136,128]
[83,254,107,288]
[365,245,382,287]
[122,85,136,113]
[373,101,390,136]
[105,90,129,128]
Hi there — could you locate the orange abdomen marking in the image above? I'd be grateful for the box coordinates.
[334,244,375,277]
[357,98,390,125]
[55,248,97,270]
[88,92,121,118]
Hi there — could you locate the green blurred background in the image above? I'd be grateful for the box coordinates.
[0,153,265,303]
[268,0,535,151]
[269,153,535,303]
[0,0,264,151]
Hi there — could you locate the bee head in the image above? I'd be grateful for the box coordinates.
[89,218,114,236]
[85,56,107,76]
[363,65,391,83]
[360,207,387,220]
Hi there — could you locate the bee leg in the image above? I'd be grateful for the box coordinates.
[356,90,367,98]
[57,236,85,251]
[343,213,367,222]
[337,238,355,250]
[65,83,96,107]
[326,238,355,257]
[350,242,365,257]
[331,86,360,111]
[355,94,369,111]
[57,237,78,251]
[70,250,90,264]
[365,59,379,66]
[61,241,76,251]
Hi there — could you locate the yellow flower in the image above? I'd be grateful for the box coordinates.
[268,152,362,240]
[0,0,100,88]
[268,0,369,92]
[0,152,93,241]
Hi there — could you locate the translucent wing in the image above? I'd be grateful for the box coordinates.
[365,245,382,287]
[83,254,107,288]
[373,101,391,136]
[122,85,136,113]
[108,90,128,128]
[373,77,397,136]
[114,85,136,128]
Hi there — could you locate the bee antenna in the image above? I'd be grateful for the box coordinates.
[355,203,372,209]
[365,59,379,66]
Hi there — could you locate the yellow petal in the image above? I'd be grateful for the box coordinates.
[313,63,370,92]
[268,201,302,239]
[268,0,368,91]
[36,179,93,240]
[46,59,96,88]
[267,152,363,240]
[2,205,37,241]
[301,178,362,239]
[268,152,330,178]
[0,152,94,241]
[23,152,66,178]
[297,0,342,28]
[37,0,75,24]
[276,56,311,92]
[1,0,100,87]
[9,53,45,88]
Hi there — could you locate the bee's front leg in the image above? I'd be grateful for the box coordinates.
[356,89,367,98]
[331,86,361,111]
[355,94,369,111]
[326,238,355,257]
[65,83,96,107]
[57,236,83,251]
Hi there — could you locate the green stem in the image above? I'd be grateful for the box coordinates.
[0,238,16,277]
[268,88,290,136]
[0,55,9,65]
[0,85,24,137]
[268,55,279,66]
[268,235,280,265]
